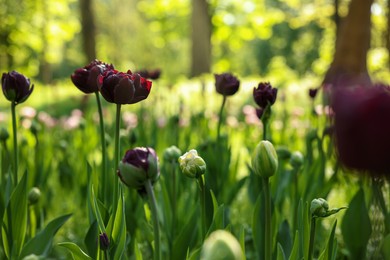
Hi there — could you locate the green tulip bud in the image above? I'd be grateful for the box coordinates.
[276,146,291,160]
[28,187,41,205]
[163,145,182,163]
[310,198,329,217]
[251,140,278,178]
[178,149,206,178]
[0,127,9,142]
[201,230,243,260]
[290,151,304,169]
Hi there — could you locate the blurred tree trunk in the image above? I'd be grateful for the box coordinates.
[387,0,390,69]
[39,0,52,84]
[190,0,212,77]
[334,0,340,44]
[80,0,97,62]
[323,0,373,87]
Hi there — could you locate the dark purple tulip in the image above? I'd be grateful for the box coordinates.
[71,59,114,94]
[99,233,110,251]
[118,147,159,190]
[98,70,152,104]
[253,82,277,108]
[214,73,240,96]
[332,84,390,175]
[2,71,34,104]
[135,69,161,80]
[309,88,318,99]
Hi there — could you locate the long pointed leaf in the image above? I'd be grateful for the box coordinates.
[58,242,92,260]
[2,173,27,258]
[20,213,72,258]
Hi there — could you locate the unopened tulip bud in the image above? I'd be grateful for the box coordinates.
[0,127,9,142]
[310,198,329,217]
[178,149,206,178]
[99,233,110,251]
[118,147,159,190]
[276,146,291,160]
[201,230,243,260]
[290,151,304,169]
[163,145,182,163]
[28,187,41,205]
[251,140,278,178]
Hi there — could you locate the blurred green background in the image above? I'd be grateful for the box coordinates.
[0,0,389,83]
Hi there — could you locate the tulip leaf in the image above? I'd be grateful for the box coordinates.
[239,226,246,260]
[382,234,390,259]
[20,213,72,258]
[111,186,126,260]
[277,220,292,258]
[318,220,337,260]
[57,242,92,260]
[206,190,225,236]
[134,238,143,260]
[341,188,371,259]
[172,207,198,260]
[2,173,27,259]
[84,220,98,259]
[297,199,310,259]
[90,185,106,234]
[277,242,286,260]
[288,231,299,260]
[252,192,265,260]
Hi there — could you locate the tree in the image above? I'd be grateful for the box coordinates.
[190,0,212,77]
[79,0,96,63]
[323,0,374,87]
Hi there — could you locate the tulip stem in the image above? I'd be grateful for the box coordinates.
[145,179,161,260]
[11,102,18,184]
[217,95,227,142]
[308,216,316,260]
[95,92,107,202]
[113,104,121,214]
[263,177,271,260]
[198,175,207,241]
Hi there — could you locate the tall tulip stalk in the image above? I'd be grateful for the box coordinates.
[2,71,34,184]
[71,59,114,201]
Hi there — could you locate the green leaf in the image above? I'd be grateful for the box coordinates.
[172,207,198,260]
[297,200,310,259]
[317,220,337,260]
[341,188,371,259]
[90,185,106,234]
[2,173,28,258]
[20,213,72,258]
[288,231,299,260]
[134,238,143,260]
[187,246,202,260]
[382,233,390,259]
[111,186,126,260]
[206,190,225,235]
[252,193,265,260]
[84,220,98,259]
[239,226,246,260]
[276,242,286,260]
[57,242,92,260]
[276,220,292,257]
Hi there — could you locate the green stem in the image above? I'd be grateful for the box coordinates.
[217,95,227,143]
[95,92,107,202]
[308,217,316,260]
[171,162,177,249]
[145,179,161,260]
[11,102,18,184]
[198,175,207,241]
[263,177,271,260]
[112,104,121,213]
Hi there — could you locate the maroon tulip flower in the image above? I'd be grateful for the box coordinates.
[98,70,152,104]
[135,69,161,80]
[214,73,240,96]
[253,82,278,109]
[118,147,159,191]
[2,71,34,105]
[71,59,114,94]
[332,84,390,175]
[309,88,319,99]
